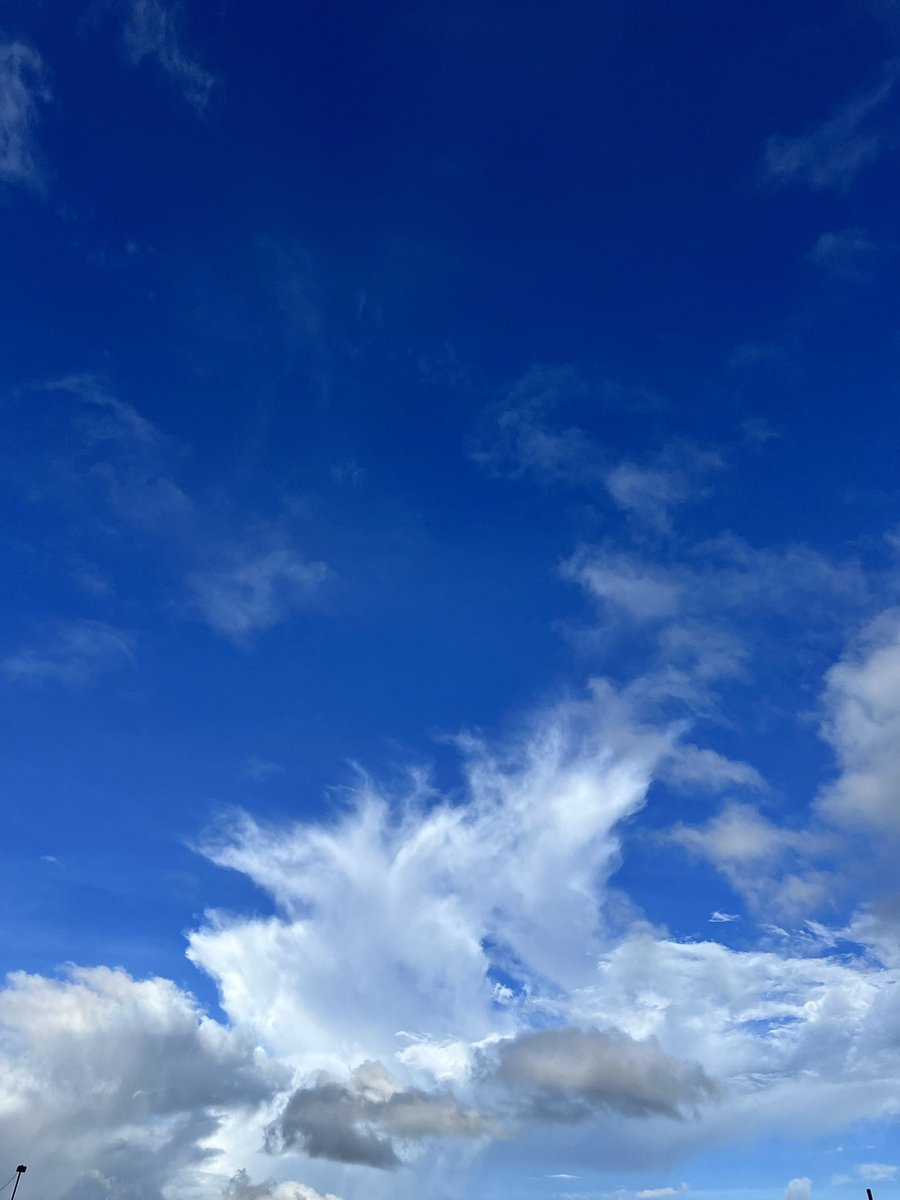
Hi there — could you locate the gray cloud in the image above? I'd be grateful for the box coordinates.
[274,1060,491,1170]
[490,1028,719,1123]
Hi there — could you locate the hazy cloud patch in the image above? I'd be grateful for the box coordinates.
[0,41,50,189]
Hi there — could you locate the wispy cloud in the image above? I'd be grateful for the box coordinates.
[225,1171,344,1200]
[472,367,719,530]
[120,0,216,113]
[763,72,896,190]
[0,41,50,189]
[785,1178,812,1200]
[188,544,330,644]
[1,620,134,687]
[241,756,285,782]
[807,228,881,280]
[708,911,739,924]
[0,966,283,1200]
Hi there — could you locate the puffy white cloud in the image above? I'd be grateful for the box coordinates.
[0,967,283,1200]
[0,41,50,189]
[818,609,900,837]
[669,801,834,919]
[785,1178,812,1200]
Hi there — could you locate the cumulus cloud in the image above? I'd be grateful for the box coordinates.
[0,967,282,1200]
[1,619,134,686]
[120,0,216,112]
[20,375,332,645]
[0,41,50,189]
[274,1060,491,1169]
[470,368,717,529]
[763,73,896,189]
[189,685,671,1061]
[669,801,834,919]
[490,1027,718,1121]
[188,545,330,643]
[817,608,900,837]
[225,1170,344,1200]
[785,1178,812,1200]
[856,1164,896,1182]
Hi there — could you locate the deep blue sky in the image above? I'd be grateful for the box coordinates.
[2,5,900,1200]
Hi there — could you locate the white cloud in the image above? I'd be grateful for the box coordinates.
[763,73,895,189]
[178,680,900,1186]
[0,41,50,189]
[120,0,216,112]
[785,1178,812,1200]
[708,911,739,923]
[242,756,286,782]
[602,447,723,534]
[188,545,330,644]
[562,537,867,717]
[225,1170,345,1200]
[0,966,282,1200]
[857,1164,896,1182]
[817,609,900,837]
[1,619,134,686]
[669,801,833,919]
[636,1188,681,1199]
[561,548,681,622]
[40,373,193,528]
[7,671,900,1194]
[472,369,720,531]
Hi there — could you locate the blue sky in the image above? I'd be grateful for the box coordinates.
[2,3,900,1200]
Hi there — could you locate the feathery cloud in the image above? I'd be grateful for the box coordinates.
[120,0,216,112]
[0,41,50,189]
[763,73,896,189]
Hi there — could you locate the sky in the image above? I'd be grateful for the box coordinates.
[1,3,900,1200]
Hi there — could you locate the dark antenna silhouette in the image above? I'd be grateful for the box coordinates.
[8,1167,26,1200]
[866,1191,874,1200]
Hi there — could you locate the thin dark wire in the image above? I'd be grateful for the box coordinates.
[0,1175,17,1192]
